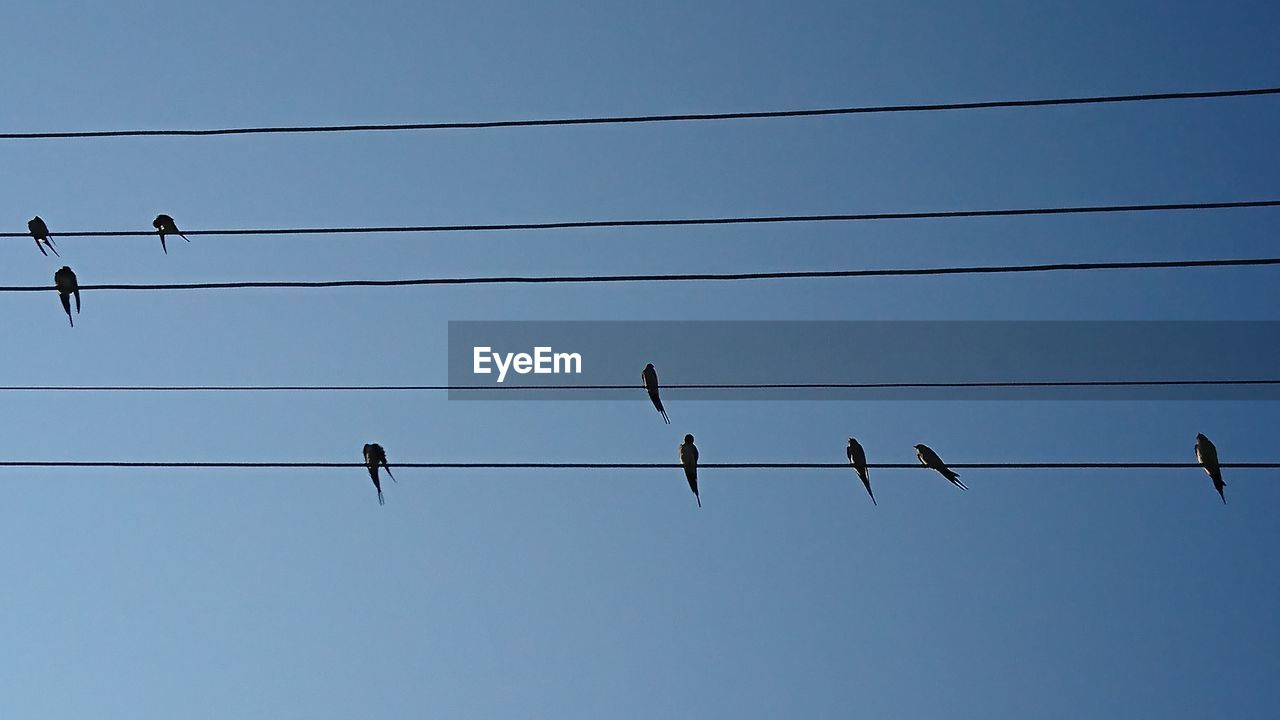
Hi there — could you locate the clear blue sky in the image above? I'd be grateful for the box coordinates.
[0,1,1277,717]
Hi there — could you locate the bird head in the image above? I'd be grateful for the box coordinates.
[1196,433,1208,441]
[913,444,925,450]
[683,434,694,444]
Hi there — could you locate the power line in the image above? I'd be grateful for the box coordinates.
[3,199,1277,238]
[0,461,1275,469]
[2,86,1277,140]
[0,379,1276,392]
[2,256,1277,293]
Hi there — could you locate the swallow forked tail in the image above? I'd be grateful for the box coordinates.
[947,472,968,491]
[854,468,876,505]
[384,465,397,483]
[648,389,670,424]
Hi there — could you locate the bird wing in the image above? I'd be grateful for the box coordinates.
[917,447,933,466]
[924,448,942,468]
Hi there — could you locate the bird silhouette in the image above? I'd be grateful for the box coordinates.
[1195,433,1226,504]
[915,443,967,490]
[362,443,397,505]
[642,363,670,423]
[152,214,190,254]
[847,437,875,505]
[679,434,700,507]
[53,266,79,327]
[28,216,58,257]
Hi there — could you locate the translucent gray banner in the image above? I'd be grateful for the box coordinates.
[446,321,1280,400]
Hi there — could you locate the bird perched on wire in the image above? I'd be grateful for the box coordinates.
[53,266,79,327]
[362,443,397,505]
[642,363,670,424]
[152,214,190,254]
[847,437,875,505]
[1195,433,1226,504]
[679,434,701,507]
[915,443,967,490]
[28,216,58,257]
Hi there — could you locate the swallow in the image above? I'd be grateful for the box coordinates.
[915,443,967,490]
[642,363,670,424]
[1195,433,1226,504]
[53,266,80,327]
[362,442,397,505]
[679,434,701,507]
[28,216,59,257]
[847,437,875,505]
[152,214,189,254]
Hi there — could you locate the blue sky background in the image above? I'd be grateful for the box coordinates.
[0,1,1277,717]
